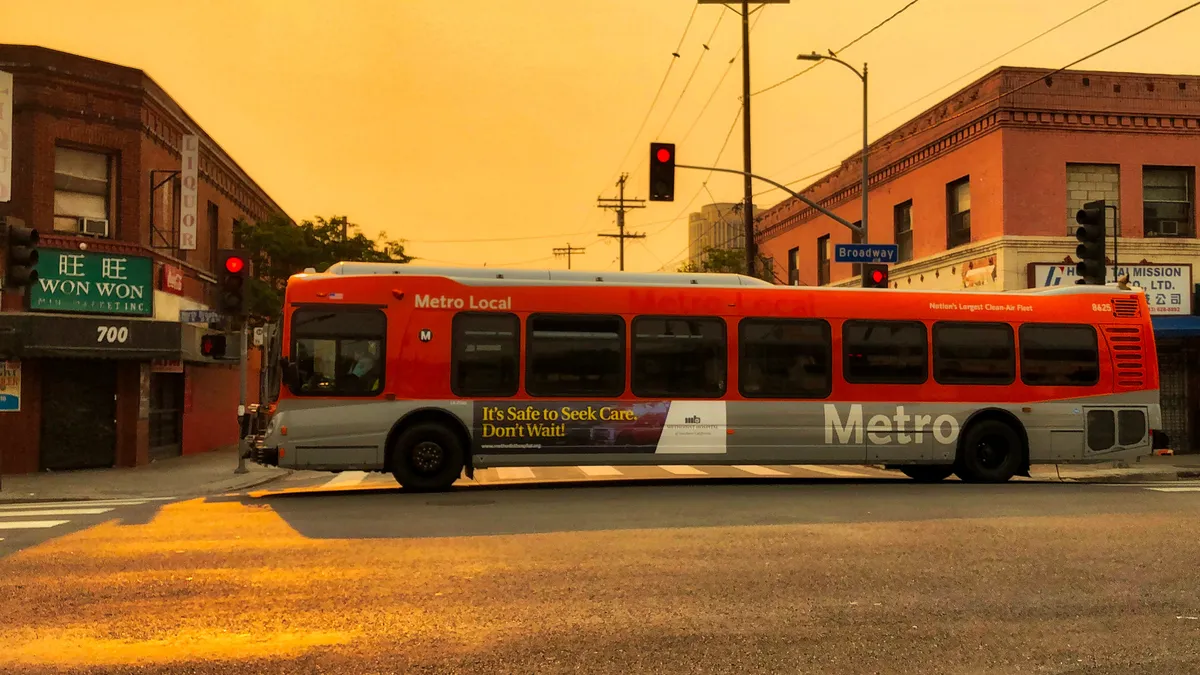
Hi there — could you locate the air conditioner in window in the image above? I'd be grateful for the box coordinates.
[1159,220,1180,235]
[79,218,110,237]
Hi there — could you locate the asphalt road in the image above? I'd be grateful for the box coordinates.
[2,476,1200,674]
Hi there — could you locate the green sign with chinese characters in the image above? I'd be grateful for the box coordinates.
[29,249,154,316]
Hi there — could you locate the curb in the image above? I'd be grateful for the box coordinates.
[0,469,294,505]
[1064,469,1200,484]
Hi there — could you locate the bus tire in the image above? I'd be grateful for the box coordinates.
[899,465,954,482]
[955,419,1023,483]
[390,422,465,492]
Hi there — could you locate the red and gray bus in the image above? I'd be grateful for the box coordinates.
[251,263,1167,490]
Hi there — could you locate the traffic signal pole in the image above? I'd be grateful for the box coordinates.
[674,162,864,237]
[235,320,248,474]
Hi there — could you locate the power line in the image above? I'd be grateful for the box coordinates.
[752,0,923,96]
[602,4,699,191]
[406,229,596,244]
[679,7,765,144]
[597,173,647,271]
[656,11,726,140]
[752,164,841,198]
[552,244,587,269]
[769,0,1116,181]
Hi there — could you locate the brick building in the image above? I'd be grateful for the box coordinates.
[0,45,287,474]
[755,66,1200,453]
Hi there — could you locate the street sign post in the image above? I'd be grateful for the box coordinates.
[834,243,899,265]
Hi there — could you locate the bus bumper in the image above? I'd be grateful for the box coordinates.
[1151,429,1171,451]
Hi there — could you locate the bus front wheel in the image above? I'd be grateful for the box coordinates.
[955,419,1023,483]
[899,465,955,482]
[390,422,465,492]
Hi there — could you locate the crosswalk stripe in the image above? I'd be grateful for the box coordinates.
[0,520,70,530]
[0,508,114,517]
[323,471,368,488]
[495,467,536,481]
[661,465,707,476]
[793,465,869,478]
[0,498,167,510]
[578,466,623,477]
[1145,487,1200,492]
[734,465,787,476]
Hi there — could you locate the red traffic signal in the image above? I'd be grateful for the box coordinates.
[224,255,246,274]
[862,263,889,289]
[655,146,672,163]
[201,334,227,358]
[649,142,675,202]
[217,249,249,317]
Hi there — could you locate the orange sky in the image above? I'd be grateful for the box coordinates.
[3,0,1199,273]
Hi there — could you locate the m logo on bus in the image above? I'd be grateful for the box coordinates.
[419,329,432,342]
[824,404,960,445]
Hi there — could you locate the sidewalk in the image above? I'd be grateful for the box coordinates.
[0,447,291,503]
[1029,453,1200,483]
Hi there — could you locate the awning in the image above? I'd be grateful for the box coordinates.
[1151,315,1200,338]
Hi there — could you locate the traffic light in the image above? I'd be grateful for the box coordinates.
[1074,199,1106,285]
[649,142,675,202]
[217,249,249,316]
[3,219,39,289]
[862,263,889,288]
[201,333,227,359]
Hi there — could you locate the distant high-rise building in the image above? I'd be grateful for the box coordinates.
[687,202,758,266]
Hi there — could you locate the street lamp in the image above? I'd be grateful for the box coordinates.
[798,51,868,246]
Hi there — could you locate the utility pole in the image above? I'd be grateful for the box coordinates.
[597,173,646,271]
[552,244,586,270]
[739,0,756,278]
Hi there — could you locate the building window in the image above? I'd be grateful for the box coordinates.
[290,307,387,396]
[451,313,520,397]
[946,177,971,249]
[787,247,799,285]
[1066,164,1119,235]
[842,320,928,385]
[53,147,111,236]
[207,201,220,272]
[1143,167,1193,238]
[632,316,726,398]
[1018,324,1100,387]
[816,235,830,286]
[739,318,832,399]
[526,314,625,397]
[894,201,913,263]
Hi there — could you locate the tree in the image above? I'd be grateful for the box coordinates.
[234,214,412,319]
[677,246,777,283]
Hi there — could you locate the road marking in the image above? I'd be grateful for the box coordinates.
[1145,487,1200,492]
[734,465,787,476]
[0,508,114,517]
[495,467,536,481]
[323,471,368,488]
[661,465,706,476]
[793,465,868,478]
[0,520,71,530]
[0,498,168,510]
[578,466,623,477]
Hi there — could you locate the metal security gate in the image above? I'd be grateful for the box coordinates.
[1157,342,1189,453]
[149,372,184,459]
[40,359,117,470]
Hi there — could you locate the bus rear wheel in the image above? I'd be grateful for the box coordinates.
[899,465,955,482]
[390,422,465,492]
[955,419,1023,483]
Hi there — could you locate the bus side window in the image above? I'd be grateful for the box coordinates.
[932,322,1016,386]
[451,312,520,397]
[631,316,727,398]
[1018,323,1100,386]
[525,314,625,397]
[739,318,832,398]
[290,306,387,396]
[842,320,928,385]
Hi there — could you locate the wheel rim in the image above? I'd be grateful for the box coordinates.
[409,441,445,476]
[974,433,1011,470]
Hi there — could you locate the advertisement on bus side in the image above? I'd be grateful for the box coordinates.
[472,400,728,454]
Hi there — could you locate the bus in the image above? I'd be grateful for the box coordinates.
[250,263,1168,491]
